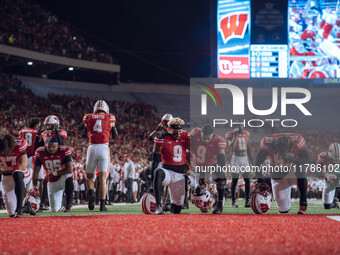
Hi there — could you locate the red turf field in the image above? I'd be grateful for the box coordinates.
[1,214,339,254]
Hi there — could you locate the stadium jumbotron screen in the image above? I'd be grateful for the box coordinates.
[218,0,340,79]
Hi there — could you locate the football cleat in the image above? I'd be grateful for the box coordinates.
[155,206,164,215]
[88,191,95,211]
[297,206,307,215]
[140,192,157,214]
[245,200,251,208]
[63,204,72,213]
[212,204,223,214]
[163,201,171,212]
[100,204,108,212]
[232,202,239,208]
[14,210,23,218]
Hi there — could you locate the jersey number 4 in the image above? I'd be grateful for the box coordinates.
[93,120,102,133]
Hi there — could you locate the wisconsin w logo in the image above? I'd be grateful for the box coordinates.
[219,12,249,44]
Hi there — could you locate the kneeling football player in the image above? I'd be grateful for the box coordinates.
[318,143,340,209]
[191,124,227,214]
[151,117,190,214]
[254,134,310,214]
[33,137,74,212]
[0,132,31,217]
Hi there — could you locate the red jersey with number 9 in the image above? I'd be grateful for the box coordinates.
[154,131,190,165]
[83,113,116,144]
[19,128,39,156]
[191,128,227,166]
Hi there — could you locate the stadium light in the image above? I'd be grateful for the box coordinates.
[73,36,76,40]
[68,67,74,71]
[27,61,33,65]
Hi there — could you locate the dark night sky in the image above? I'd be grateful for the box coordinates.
[37,0,214,84]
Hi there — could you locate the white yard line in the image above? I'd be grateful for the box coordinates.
[327,216,340,222]
[0,203,140,214]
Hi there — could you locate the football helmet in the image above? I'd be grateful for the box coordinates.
[94,100,109,114]
[23,195,40,212]
[328,143,340,161]
[161,113,173,122]
[250,184,272,214]
[141,192,157,214]
[28,188,40,199]
[44,115,60,130]
[193,186,215,213]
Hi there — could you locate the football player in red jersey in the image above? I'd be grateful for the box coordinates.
[317,143,340,209]
[19,117,44,196]
[33,137,74,212]
[254,134,310,214]
[151,117,190,214]
[34,115,67,148]
[83,100,117,211]
[0,132,31,217]
[191,124,227,214]
[148,113,173,142]
[34,115,67,210]
[225,124,253,208]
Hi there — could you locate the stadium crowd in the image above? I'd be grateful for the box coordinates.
[0,0,115,64]
[0,73,339,211]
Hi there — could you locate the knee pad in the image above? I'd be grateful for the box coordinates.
[171,203,182,214]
